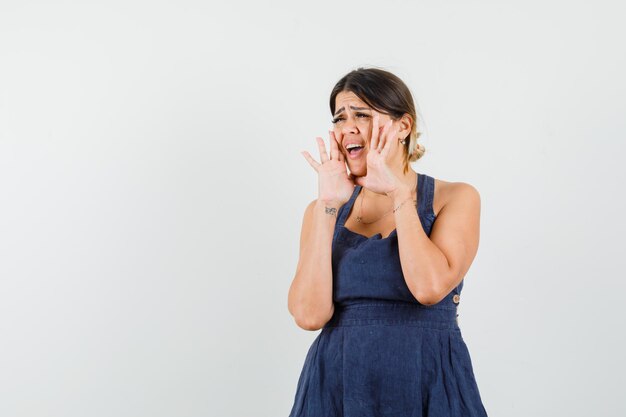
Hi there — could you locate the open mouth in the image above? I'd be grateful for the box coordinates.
[346,145,365,159]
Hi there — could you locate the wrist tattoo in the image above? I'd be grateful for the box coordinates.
[325,206,338,217]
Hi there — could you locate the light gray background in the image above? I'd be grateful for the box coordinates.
[1,1,624,416]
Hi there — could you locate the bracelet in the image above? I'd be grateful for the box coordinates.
[393,196,417,213]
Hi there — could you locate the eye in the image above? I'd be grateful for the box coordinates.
[331,113,370,124]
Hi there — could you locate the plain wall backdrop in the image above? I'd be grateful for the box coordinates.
[1,1,625,416]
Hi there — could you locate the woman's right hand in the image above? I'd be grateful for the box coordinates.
[301,130,355,207]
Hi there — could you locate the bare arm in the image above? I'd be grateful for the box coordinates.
[391,182,481,305]
[291,129,354,330]
[287,199,339,331]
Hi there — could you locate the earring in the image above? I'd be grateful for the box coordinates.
[399,138,407,145]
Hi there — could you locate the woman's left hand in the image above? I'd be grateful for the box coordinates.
[352,112,403,196]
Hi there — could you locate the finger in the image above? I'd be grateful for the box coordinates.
[378,120,392,152]
[381,126,398,158]
[331,129,343,149]
[328,130,339,161]
[330,130,344,162]
[380,122,396,152]
[383,120,393,150]
[301,150,320,171]
[336,140,345,162]
[371,111,381,151]
[316,136,330,163]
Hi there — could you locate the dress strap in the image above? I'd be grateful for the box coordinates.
[418,173,435,218]
[336,185,361,227]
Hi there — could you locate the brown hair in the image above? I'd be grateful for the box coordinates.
[330,67,425,174]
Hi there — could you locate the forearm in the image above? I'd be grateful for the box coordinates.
[288,200,338,328]
[390,188,451,305]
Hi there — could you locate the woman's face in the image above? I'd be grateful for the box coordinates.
[332,90,396,176]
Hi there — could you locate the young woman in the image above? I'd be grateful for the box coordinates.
[287,67,489,416]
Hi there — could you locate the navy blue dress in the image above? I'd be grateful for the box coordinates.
[288,173,489,417]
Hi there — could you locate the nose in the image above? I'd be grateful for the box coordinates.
[341,115,358,135]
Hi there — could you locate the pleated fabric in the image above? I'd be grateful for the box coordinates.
[288,173,489,417]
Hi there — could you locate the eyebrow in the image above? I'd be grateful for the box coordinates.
[333,106,371,116]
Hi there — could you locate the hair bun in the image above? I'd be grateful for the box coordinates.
[410,142,426,162]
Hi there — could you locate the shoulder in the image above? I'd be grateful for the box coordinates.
[433,178,480,217]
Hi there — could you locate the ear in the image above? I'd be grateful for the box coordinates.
[397,113,413,139]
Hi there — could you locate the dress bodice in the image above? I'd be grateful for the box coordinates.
[330,172,464,308]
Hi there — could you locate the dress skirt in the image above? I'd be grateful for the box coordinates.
[288,301,489,417]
